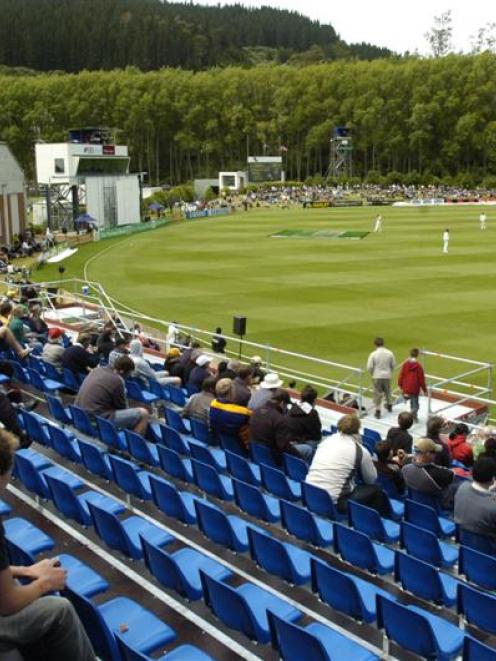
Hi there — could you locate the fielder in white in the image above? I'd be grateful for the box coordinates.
[479,212,487,230]
[373,214,383,232]
[443,229,450,253]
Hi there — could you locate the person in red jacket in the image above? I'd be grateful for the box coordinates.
[398,348,427,422]
[448,423,474,467]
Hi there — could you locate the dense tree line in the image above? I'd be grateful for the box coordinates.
[0,0,390,72]
[1,54,496,185]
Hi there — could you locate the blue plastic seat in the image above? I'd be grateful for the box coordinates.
[219,433,246,456]
[45,473,124,526]
[15,447,51,471]
[194,499,262,553]
[88,502,174,560]
[15,453,83,500]
[333,523,395,574]
[47,425,82,463]
[377,594,464,661]
[109,455,154,500]
[189,442,227,472]
[69,404,97,437]
[96,416,128,451]
[457,527,496,555]
[394,551,458,607]
[149,475,199,524]
[225,450,261,486]
[40,360,63,382]
[302,481,344,521]
[363,427,381,444]
[147,378,171,402]
[3,517,55,557]
[165,406,191,433]
[126,379,159,405]
[125,429,159,466]
[0,498,11,516]
[348,501,400,544]
[45,393,72,425]
[407,487,445,514]
[311,558,393,623]
[283,453,308,481]
[63,368,82,392]
[19,410,51,445]
[261,464,301,501]
[247,527,313,585]
[268,611,380,661]
[58,554,109,598]
[115,634,216,661]
[463,636,496,661]
[190,418,212,445]
[167,386,187,409]
[459,545,496,590]
[250,441,277,467]
[64,586,176,661]
[232,477,281,522]
[405,498,455,537]
[375,473,404,499]
[141,536,232,601]
[200,572,302,644]
[401,521,458,568]
[27,367,64,393]
[158,424,192,455]
[458,583,496,635]
[191,458,234,500]
[77,439,114,480]
[157,445,194,483]
[280,500,333,547]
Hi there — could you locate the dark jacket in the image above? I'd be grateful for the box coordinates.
[61,344,99,374]
[386,426,413,454]
[75,366,126,419]
[286,402,322,442]
[249,400,300,463]
[188,365,210,391]
[232,377,251,407]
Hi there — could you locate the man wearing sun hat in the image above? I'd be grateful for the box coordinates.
[248,372,283,411]
[401,437,455,506]
[41,327,66,372]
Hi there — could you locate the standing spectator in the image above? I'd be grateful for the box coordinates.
[426,415,451,468]
[386,411,414,455]
[61,333,99,376]
[232,366,253,406]
[397,348,427,421]
[248,372,283,410]
[75,355,149,435]
[448,423,473,467]
[306,414,388,515]
[211,327,226,354]
[210,378,251,451]
[41,328,66,372]
[454,457,496,550]
[182,376,217,425]
[402,438,455,508]
[286,385,322,443]
[367,337,396,419]
[0,429,96,661]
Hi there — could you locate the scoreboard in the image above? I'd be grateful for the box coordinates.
[247,156,282,183]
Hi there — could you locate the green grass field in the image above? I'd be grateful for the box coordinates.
[34,205,496,378]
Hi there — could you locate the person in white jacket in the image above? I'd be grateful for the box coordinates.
[367,337,396,419]
[443,229,450,253]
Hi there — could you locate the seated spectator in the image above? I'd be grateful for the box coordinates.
[0,323,31,360]
[286,385,322,443]
[217,360,240,381]
[248,372,283,410]
[25,305,48,343]
[163,348,184,382]
[96,322,115,360]
[187,354,212,392]
[128,339,181,387]
[249,389,316,463]
[306,414,388,515]
[232,366,253,406]
[454,457,496,550]
[477,437,496,472]
[182,376,216,424]
[75,355,149,435]
[211,327,226,354]
[402,438,456,508]
[210,378,251,451]
[41,328,66,371]
[426,415,451,467]
[0,301,12,326]
[107,335,130,368]
[61,333,99,375]
[250,355,266,385]
[0,392,31,449]
[8,305,28,346]
[448,423,473,467]
[179,341,202,384]
[374,440,405,495]
[0,429,96,660]
[386,411,414,455]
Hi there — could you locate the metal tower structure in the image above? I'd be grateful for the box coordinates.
[326,126,353,182]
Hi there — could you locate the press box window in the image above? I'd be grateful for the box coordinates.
[54,158,65,174]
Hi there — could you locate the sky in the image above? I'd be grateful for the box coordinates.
[181,0,496,54]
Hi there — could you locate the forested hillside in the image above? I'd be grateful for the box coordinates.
[0,0,390,72]
[2,55,495,184]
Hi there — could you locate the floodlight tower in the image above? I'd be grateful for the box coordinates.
[326,126,353,182]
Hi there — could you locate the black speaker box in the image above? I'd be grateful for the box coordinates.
[233,316,247,336]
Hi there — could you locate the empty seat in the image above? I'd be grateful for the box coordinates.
[0,498,11,516]
[302,481,343,521]
[200,571,302,644]
[69,405,97,437]
[348,501,400,544]
[126,380,159,406]
[283,453,308,481]
[47,426,82,463]
[225,451,261,486]
[63,368,83,393]
[125,430,159,466]
[189,443,227,472]
[58,554,109,598]
[165,406,191,433]
[167,387,187,409]
[394,551,458,607]
[45,393,72,426]
[377,594,464,661]
[19,410,51,446]
[260,464,301,501]
[311,558,392,623]
[219,433,246,457]
[191,459,234,500]
[194,500,261,553]
[157,445,194,483]
[116,634,216,661]
[77,439,114,480]
[280,500,333,547]
[232,478,280,522]
[458,583,496,635]
[158,424,191,455]
[96,416,127,451]
[401,521,458,568]
[88,502,174,560]
[248,527,313,585]
[404,499,455,537]
[27,367,64,394]
[458,545,496,591]
[149,475,199,525]
[463,636,496,661]
[109,455,154,500]
[3,517,54,557]
[250,441,277,467]
[189,418,212,445]
[407,487,444,514]
[268,611,379,661]
[15,454,83,500]
[141,536,232,601]
[333,523,394,575]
